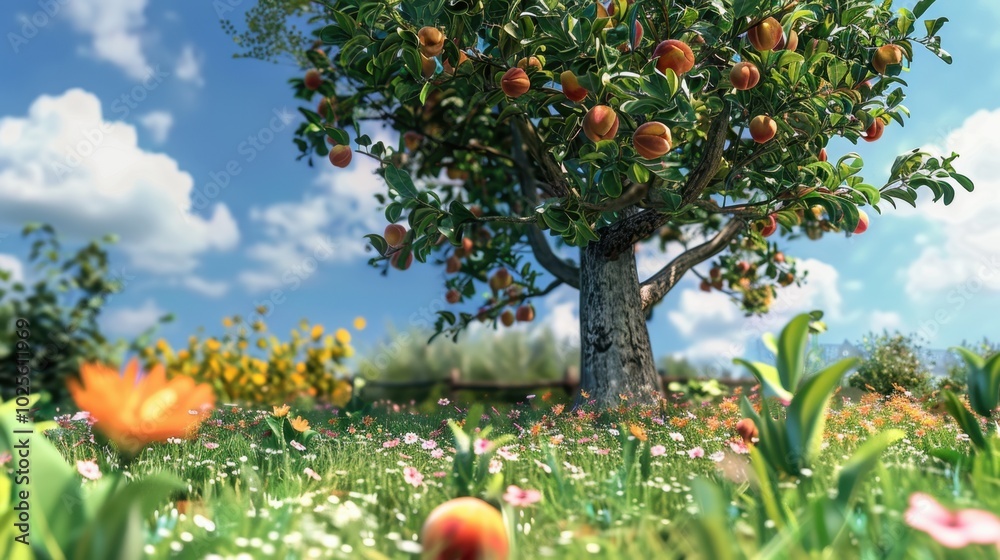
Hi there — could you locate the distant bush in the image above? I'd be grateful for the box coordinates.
[145,313,361,406]
[849,332,933,396]
[0,225,138,415]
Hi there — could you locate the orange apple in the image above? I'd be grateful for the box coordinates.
[516,56,542,72]
[418,27,446,58]
[500,67,530,98]
[872,44,903,75]
[863,118,885,142]
[329,145,352,168]
[583,105,620,142]
[304,69,322,90]
[818,148,828,162]
[854,209,869,234]
[749,115,777,143]
[489,268,513,292]
[775,29,798,51]
[560,71,588,102]
[729,61,760,90]
[500,310,515,327]
[653,40,695,75]
[317,97,337,120]
[632,122,672,159]
[390,250,413,270]
[747,17,782,51]
[759,214,777,237]
[516,305,535,322]
[384,224,407,247]
[445,255,461,273]
[445,289,462,304]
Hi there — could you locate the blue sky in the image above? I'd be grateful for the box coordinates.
[0,1,998,370]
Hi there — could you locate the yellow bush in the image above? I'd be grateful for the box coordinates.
[144,310,364,406]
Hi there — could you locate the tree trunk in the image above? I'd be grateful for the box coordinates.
[579,242,661,407]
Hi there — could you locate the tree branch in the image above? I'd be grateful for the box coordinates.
[639,218,747,311]
[510,122,581,289]
[592,107,732,260]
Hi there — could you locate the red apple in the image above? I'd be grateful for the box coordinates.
[863,118,885,142]
[421,498,509,560]
[560,70,588,102]
[653,40,695,75]
[329,145,352,168]
[516,305,534,322]
[304,69,322,90]
[632,122,672,159]
[583,105,620,142]
[501,67,530,98]
[759,214,777,237]
[445,289,461,304]
[749,115,777,143]
[854,209,869,234]
[730,61,760,90]
[384,224,407,247]
[747,17,782,51]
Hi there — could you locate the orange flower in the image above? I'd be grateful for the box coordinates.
[629,424,648,441]
[68,359,215,455]
[290,416,310,432]
[272,404,290,418]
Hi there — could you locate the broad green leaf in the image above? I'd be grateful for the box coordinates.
[734,359,793,403]
[941,390,987,450]
[786,358,859,469]
[835,429,904,508]
[776,314,813,390]
[384,165,418,199]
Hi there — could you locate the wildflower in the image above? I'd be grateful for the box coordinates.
[650,445,666,457]
[503,485,542,507]
[430,448,444,459]
[335,328,351,344]
[422,439,438,450]
[353,317,366,330]
[272,404,290,418]
[474,438,491,455]
[594,448,610,455]
[290,416,310,432]
[383,438,400,449]
[76,460,102,481]
[687,447,705,459]
[497,447,519,461]
[709,451,725,463]
[68,359,215,456]
[669,432,685,442]
[433,471,448,478]
[304,467,321,481]
[438,398,450,406]
[534,459,552,473]
[629,424,648,441]
[729,441,749,454]
[204,442,219,450]
[403,466,424,488]
[489,459,503,474]
[0,451,11,466]
[905,492,1000,549]
[290,440,306,451]
[552,404,565,416]
[549,434,564,445]
[404,433,419,444]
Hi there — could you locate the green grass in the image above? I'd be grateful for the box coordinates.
[40,392,1000,559]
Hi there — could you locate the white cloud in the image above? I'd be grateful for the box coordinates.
[870,310,903,333]
[64,0,151,79]
[0,254,23,283]
[179,275,229,298]
[0,89,239,276]
[175,45,204,86]
[138,111,173,144]
[903,108,1000,299]
[666,258,844,364]
[238,133,388,292]
[101,299,164,337]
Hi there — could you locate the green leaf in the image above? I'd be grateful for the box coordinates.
[776,314,813,391]
[364,234,389,256]
[835,429,904,508]
[734,359,793,403]
[384,165,418,199]
[786,357,859,469]
[913,0,937,18]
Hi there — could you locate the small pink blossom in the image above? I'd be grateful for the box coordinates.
[709,451,725,463]
[290,440,306,451]
[203,442,219,450]
[404,433,419,444]
[304,467,321,481]
[403,466,424,488]
[474,438,491,455]
[650,445,666,457]
[489,459,502,474]
[594,448,610,455]
[0,451,12,466]
[76,460,102,481]
[430,448,445,459]
[729,441,749,454]
[433,471,448,478]
[503,485,542,507]
[905,492,1000,549]
[687,447,705,459]
[534,459,552,473]
[438,398,450,406]
[383,438,400,448]
[422,439,438,450]
[669,432,685,442]
[497,447,519,461]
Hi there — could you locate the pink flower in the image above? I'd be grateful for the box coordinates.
[76,460,102,481]
[729,441,749,454]
[669,432,685,442]
[438,398,450,406]
[430,448,444,459]
[0,451,12,466]
[905,493,1000,549]
[404,433,419,444]
[709,451,725,463]
[474,438,491,455]
[304,467,321,481]
[432,471,448,478]
[403,466,424,488]
[594,448,610,455]
[204,442,219,450]
[383,438,400,448]
[687,447,705,459]
[503,485,542,507]
[290,440,306,451]
[497,447,519,461]
[650,445,666,457]
[422,439,437,450]
[489,459,502,474]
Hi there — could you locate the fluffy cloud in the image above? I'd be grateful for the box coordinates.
[0,254,23,284]
[138,110,173,144]
[175,45,204,86]
[904,108,1000,299]
[178,275,229,298]
[101,299,164,337]
[667,258,844,365]
[64,0,151,79]
[238,133,389,292]
[0,89,239,277]
[870,310,903,333]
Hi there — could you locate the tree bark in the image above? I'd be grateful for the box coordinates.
[579,242,661,407]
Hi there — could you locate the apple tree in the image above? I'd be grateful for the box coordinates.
[227,0,970,406]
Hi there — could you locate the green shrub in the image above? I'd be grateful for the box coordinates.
[848,332,933,396]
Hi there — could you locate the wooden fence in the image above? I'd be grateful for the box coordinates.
[353,367,752,400]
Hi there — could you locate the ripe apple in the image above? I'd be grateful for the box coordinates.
[699,280,711,292]
[749,115,777,143]
[500,309,515,327]
[516,305,535,322]
[773,252,785,263]
[854,209,869,234]
[872,44,903,75]
[652,40,695,75]
[404,131,423,151]
[445,255,461,273]
[490,268,513,292]
[863,118,885,142]
[384,224,407,247]
[747,17,782,51]
[418,27,446,58]
[421,497,509,560]
[818,148,828,162]
[500,67,530,98]
[709,267,721,280]
[759,214,778,237]
[390,250,413,270]
[730,61,760,90]
[304,69,322,90]
[560,71,588,102]
[445,289,461,304]
[516,56,542,72]
[775,29,798,52]
[329,145,352,168]
[632,122,672,159]
[583,105,620,142]
[736,261,752,275]
[317,97,337,120]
